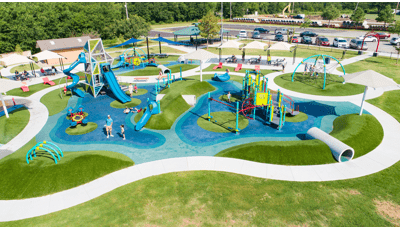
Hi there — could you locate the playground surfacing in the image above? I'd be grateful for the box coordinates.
[35,79,368,164]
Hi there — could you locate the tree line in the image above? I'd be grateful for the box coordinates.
[0,2,398,55]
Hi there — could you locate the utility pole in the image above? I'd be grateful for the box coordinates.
[354,2,359,12]
[221,2,223,45]
[125,2,129,20]
[230,2,232,20]
[396,2,399,14]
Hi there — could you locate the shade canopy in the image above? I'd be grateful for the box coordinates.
[343,70,399,89]
[105,38,143,49]
[32,50,66,61]
[268,42,294,51]
[243,41,268,50]
[218,40,244,49]
[184,49,218,61]
[173,26,200,36]
[151,37,186,46]
[0,54,32,66]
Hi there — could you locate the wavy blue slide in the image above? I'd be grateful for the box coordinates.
[135,101,159,131]
[213,72,231,82]
[101,64,131,104]
[111,55,129,69]
[63,52,86,97]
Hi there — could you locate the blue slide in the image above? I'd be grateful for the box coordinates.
[111,55,129,69]
[63,52,86,97]
[135,101,159,131]
[213,72,230,82]
[101,64,131,104]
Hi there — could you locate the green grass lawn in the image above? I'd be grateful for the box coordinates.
[6,72,85,97]
[65,122,98,135]
[197,111,249,133]
[337,56,400,83]
[216,114,383,165]
[10,63,41,73]
[119,64,198,77]
[206,46,358,60]
[121,88,148,96]
[201,64,277,76]
[4,164,400,226]
[40,85,86,116]
[151,22,193,29]
[0,138,134,200]
[285,112,308,122]
[365,13,400,22]
[274,73,366,96]
[148,46,187,54]
[134,77,216,130]
[0,107,30,144]
[367,90,400,123]
[110,98,142,109]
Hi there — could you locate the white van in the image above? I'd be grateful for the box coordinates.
[239,30,247,38]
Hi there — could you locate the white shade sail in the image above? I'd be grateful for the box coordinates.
[268,42,294,51]
[32,50,66,61]
[218,40,244,49]
[243,41,268,50]
[343,70,399,89]
[0,54,32,66]
[184,49,218,61]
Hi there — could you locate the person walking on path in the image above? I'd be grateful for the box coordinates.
[282,58,287,73]
[303,63,309,75]
[120,124,125,140]
[128,83,133,97]
[267,55,272,65]
[106,115,114,138]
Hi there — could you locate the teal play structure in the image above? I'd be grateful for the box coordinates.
[135,99,161,131]
[291,54,346,89]
[26,141,63,164]
[62,38,131,103]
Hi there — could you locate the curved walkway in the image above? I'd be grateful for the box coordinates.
[1,53,400,222]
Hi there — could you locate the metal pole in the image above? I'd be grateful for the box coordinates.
[146,37,150,62]
[0,92,9,118]
[235,101,239,133]
[221,2,223,45]
[230,2,232,20]
[359,86,368,116]
[159,33,162,54]
[208,92,211,121]
[125,2,129,20]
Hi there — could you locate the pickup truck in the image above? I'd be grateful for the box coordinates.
[275,28,294,35]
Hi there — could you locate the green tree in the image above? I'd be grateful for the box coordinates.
[376,5,395,28]
[321,4,340,28]
[14,44,23,54]
[350,7,366,24]
[389,20,400,36]
[106,15,150,40]
[300,18,311,29]
[198,11,220,49]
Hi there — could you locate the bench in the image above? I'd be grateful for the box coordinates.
[134,77,149,82]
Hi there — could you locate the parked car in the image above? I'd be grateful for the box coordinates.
[291,36,299,43]
[315,37,330,46]
[254,28,269,34]
[390,37,400,45]
[300,31,318,37]
[376,32,390,39]
[350,39,368,50]
[333,37,348,48]
[356,35,378,42]
[301,36,312,44]
[275,34,284,41]
[252,31,261,39]
[238,30,247,38]
[275,28,294,35]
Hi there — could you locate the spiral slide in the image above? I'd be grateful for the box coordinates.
[63,52,86,97]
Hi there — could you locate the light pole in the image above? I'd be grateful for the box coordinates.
[125,2,129,20]
[221,2,223,45]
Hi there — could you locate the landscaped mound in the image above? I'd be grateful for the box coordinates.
[274,73,365,96]
[66,122,98,135]
[197,112,249,133]
[134,78,215,130]
[0,107,30,144]
[285,112,308,123]
[216,114,383,165]
[124,88,148,96]
[110,98,141,109]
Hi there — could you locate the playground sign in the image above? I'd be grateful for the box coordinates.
[256,93,268,106]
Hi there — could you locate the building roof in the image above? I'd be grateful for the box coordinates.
[36,36,91,51]
[173,26,200,36]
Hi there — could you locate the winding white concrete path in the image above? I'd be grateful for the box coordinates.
[1,51,400,222]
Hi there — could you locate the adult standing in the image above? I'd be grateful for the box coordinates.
[282,58,287,73]
[106,115,114,138]
[267,55,272,65]
[128,83,133,97]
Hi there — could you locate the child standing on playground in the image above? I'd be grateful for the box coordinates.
[128,83,133,97]
[227,91,231,103]
[134,84,138,94]
[120,124,125,140]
